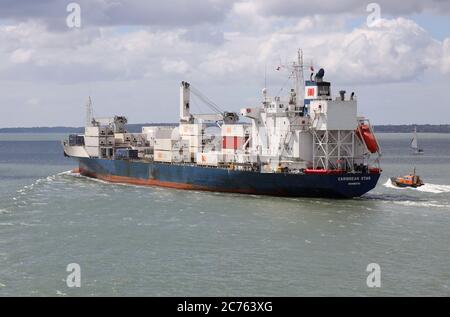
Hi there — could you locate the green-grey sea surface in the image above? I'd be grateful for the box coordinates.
[0,133,449,296]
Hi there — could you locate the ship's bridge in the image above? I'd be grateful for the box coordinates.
[265,96,292,115]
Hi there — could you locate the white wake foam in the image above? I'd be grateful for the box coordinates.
[416,183,450,194]
[384,179,450,194]
[383,179,405,190]
[59,169,145,188]
[393,200,448,209]
[58,170,80,177]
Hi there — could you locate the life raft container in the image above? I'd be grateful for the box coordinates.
[356,124,379,153]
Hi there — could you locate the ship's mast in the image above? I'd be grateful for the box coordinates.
[293,49,305,110]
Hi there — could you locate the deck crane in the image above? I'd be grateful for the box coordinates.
[179,81,239,125]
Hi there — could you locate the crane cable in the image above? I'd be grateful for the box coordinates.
[190,85,224,115]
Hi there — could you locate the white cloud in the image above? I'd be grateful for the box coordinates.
[26,97,40,106]
[0,0,238,29]
[0,1,449,126]
[0,16,448,85]
[198,17,450,85]
[161,58,190,74]
[250,0,450,17]
[313,18,446,83]
[10,48,33,63]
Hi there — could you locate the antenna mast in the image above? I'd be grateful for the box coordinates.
[293,49,305,110]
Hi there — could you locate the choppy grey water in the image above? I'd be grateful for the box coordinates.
[0,132,449,296]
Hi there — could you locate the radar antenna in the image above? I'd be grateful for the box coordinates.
[276,49,305,111]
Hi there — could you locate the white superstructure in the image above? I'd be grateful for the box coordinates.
[64,50,381,174]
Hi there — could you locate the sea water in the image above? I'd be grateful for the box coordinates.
[0,133,449,296]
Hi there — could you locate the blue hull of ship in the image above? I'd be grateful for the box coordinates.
[75,158,380,198]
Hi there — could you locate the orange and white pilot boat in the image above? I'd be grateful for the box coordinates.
[390,169,424,188]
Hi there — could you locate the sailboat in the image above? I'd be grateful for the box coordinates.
[411,126,424,154]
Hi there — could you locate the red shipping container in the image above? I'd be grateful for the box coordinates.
[223,136,244,150]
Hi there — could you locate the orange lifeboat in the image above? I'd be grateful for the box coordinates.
[356,124,379,153]
[390,169,424,188]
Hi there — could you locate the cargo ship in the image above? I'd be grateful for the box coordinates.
[63,50,381,198]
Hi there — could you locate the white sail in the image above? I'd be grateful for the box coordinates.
[411,127,423,153]
[411,131,418,149]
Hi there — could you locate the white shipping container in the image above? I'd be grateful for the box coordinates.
[142,126,156,134]
[119,133,144,144]
[84,136,98,147]
[152,127,174,139]
[143,132,153,140]
[182,153,192,162]
[191,135,203,147]
[85,146,99,157]
[84,136,107,147]
[85,127,100,137]
[182,135,203,148]
[154,150,172,162]
[171,152,182,163]
[188,146,202,154]
[181,140,190,149]
[130,133,146,143]
[154,127,173,139]
[172,141,189,151]
[86,126,112,136]
[173,151,192,163]
[154,139,177,151]
[179,124,205,136]
[221,124,250,137]
[153,150,190,163]
[114,133,125,143]
[196,152,223,166]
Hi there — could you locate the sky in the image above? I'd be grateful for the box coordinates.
[0,0,449,127]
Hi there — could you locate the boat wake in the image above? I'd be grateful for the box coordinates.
[416,183,450,194]
[58,170,82,178]
[59,169,152,189]
[383,179,450,194]
[383,179,400,190]
[393,200,449,209]
[59,169,112,185]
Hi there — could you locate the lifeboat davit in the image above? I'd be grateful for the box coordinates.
[356,124,378,153]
